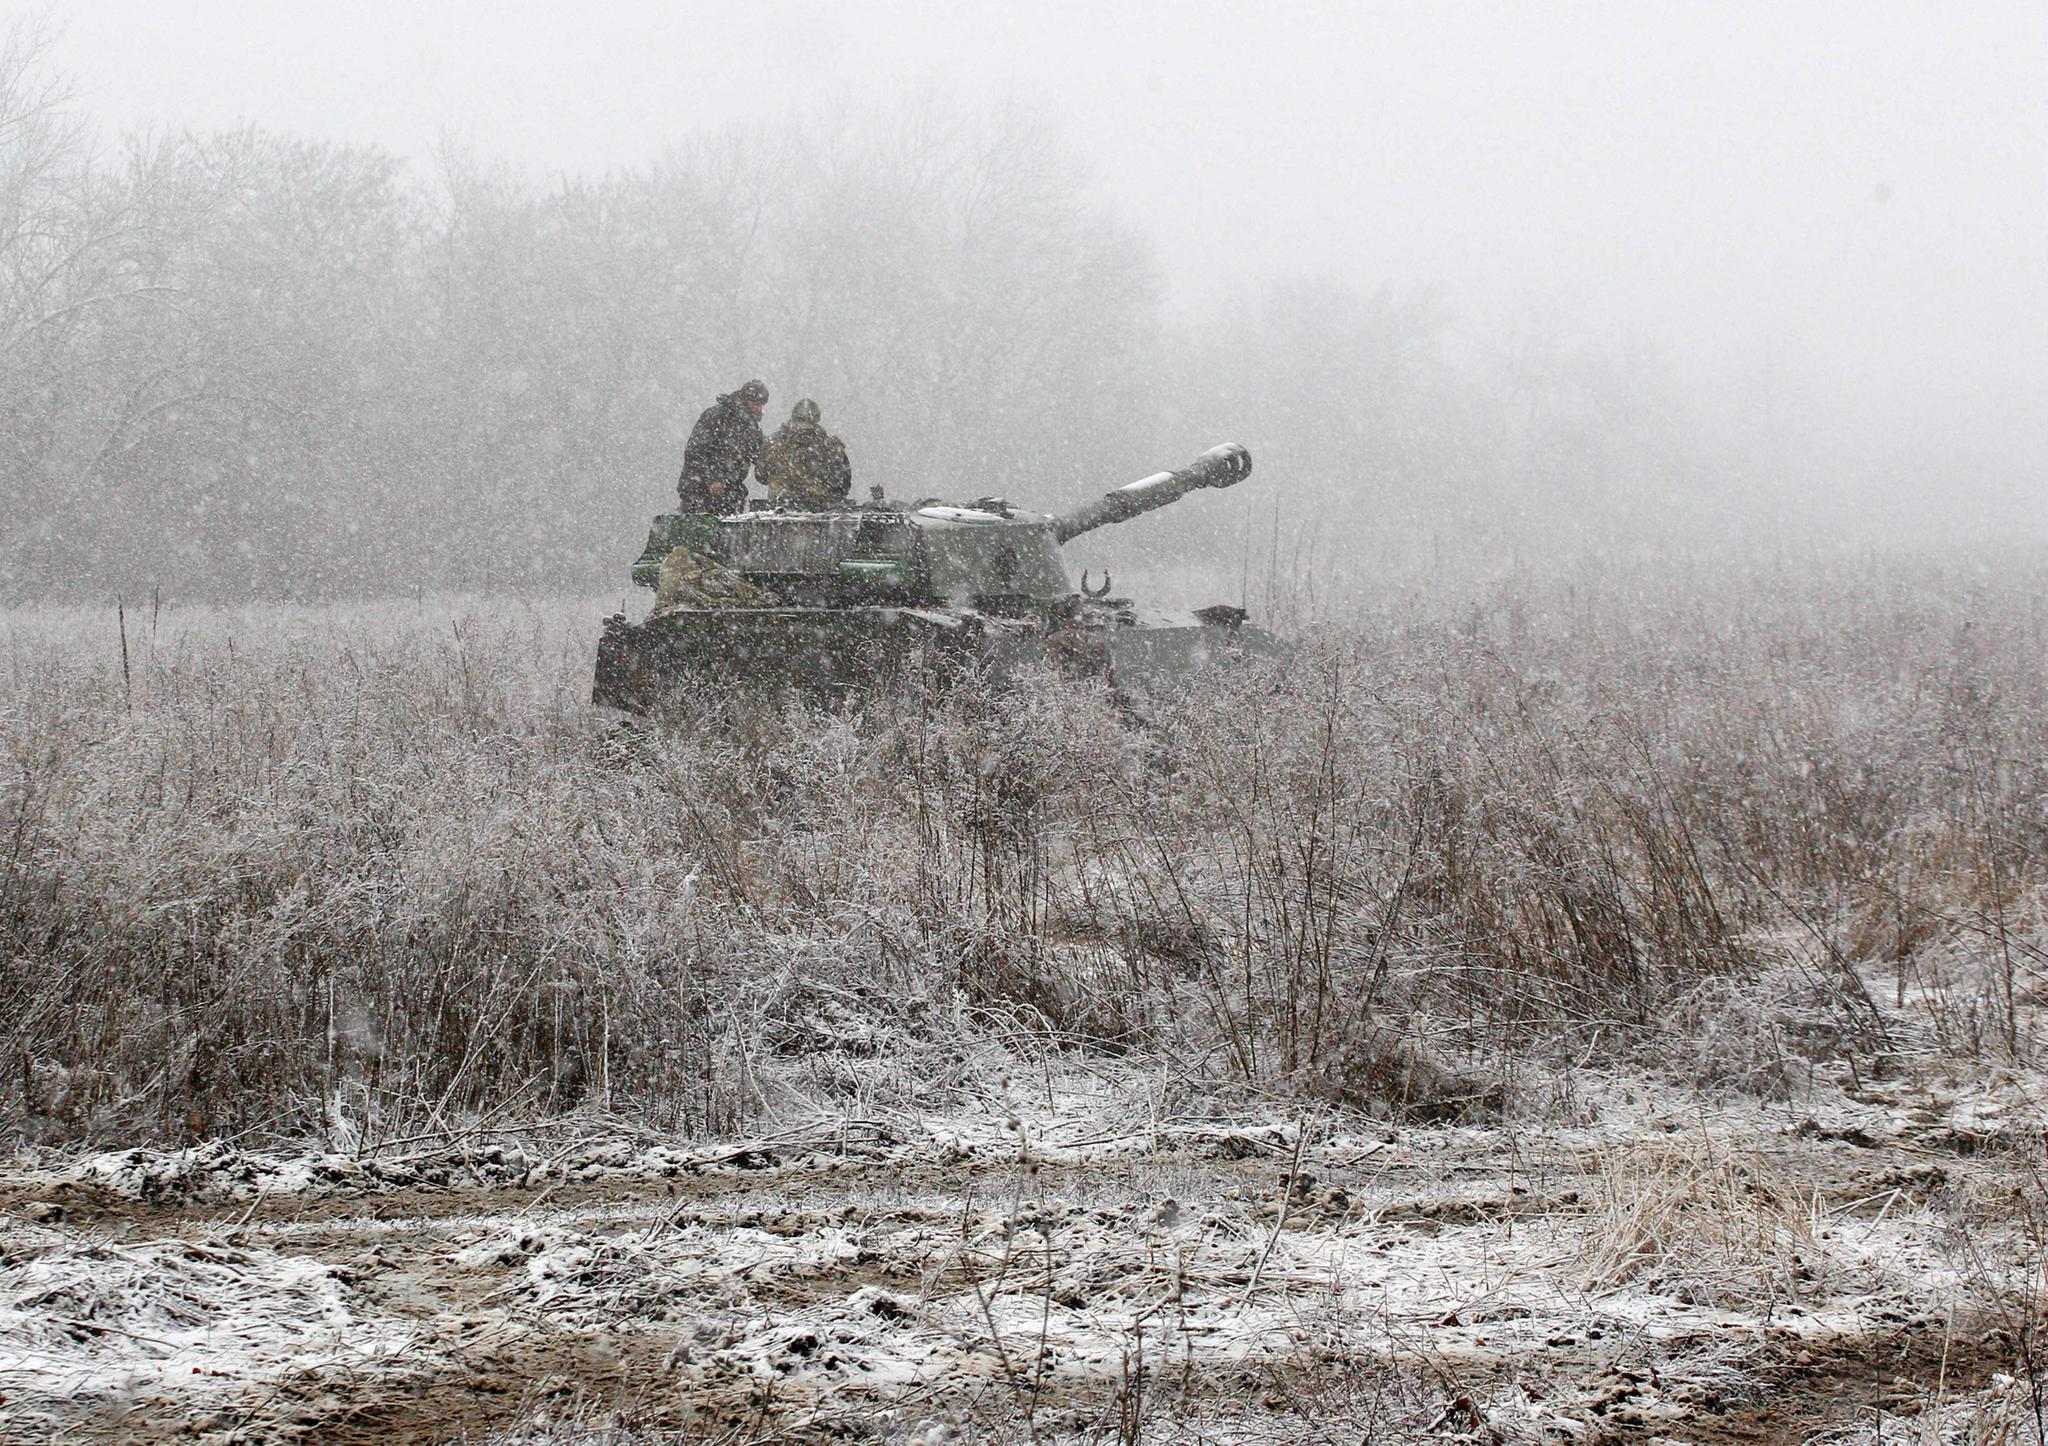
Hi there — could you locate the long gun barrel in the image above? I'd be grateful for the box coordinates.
[1049,443,1253,544]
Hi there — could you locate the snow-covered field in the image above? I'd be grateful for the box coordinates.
[5,1057,2042,1442]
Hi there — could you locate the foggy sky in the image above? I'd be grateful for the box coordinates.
[38,0,2048,504]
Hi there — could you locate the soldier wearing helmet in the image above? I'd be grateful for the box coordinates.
[757,398,854,511]
[677,379,768,516]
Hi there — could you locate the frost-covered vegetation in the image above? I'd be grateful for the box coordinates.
[5,556,2043,1147]
[4,560,2047,1439]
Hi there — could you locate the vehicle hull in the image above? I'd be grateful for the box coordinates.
[590,606,1279,712]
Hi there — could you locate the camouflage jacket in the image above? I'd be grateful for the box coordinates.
[757,421,852,508]
[677,396,764,515]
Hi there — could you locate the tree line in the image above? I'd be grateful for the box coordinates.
[1,27,1735,606]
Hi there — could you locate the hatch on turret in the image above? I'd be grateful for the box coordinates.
[914,505,1008,525]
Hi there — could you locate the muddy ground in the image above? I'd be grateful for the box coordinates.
[3,1063,2044,1443]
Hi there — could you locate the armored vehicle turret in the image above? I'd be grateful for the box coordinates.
[592,444,1274,711]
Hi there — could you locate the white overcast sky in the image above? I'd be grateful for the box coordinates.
[28,0,2048,462]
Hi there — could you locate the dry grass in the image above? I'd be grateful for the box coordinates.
[3,553,2045,1148]
[1579,1131,1815,1307]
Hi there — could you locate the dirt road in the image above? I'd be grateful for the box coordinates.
[2,1069,2040,1442]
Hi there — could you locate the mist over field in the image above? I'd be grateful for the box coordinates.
[5,1,2043,604]
[6,7,2048,1441]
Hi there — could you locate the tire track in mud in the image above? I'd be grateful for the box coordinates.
[1,1117,2032,1442]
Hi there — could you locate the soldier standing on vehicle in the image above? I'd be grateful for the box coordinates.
[677,379,768,515]
[757,399,853,510]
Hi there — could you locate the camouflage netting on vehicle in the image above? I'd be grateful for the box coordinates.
[653,546,778,614]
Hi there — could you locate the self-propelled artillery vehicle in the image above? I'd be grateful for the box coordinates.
[592,443,1272,711]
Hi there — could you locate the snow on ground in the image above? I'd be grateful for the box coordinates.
[0,1223,421,1436]
[1,1062,2042,1441]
